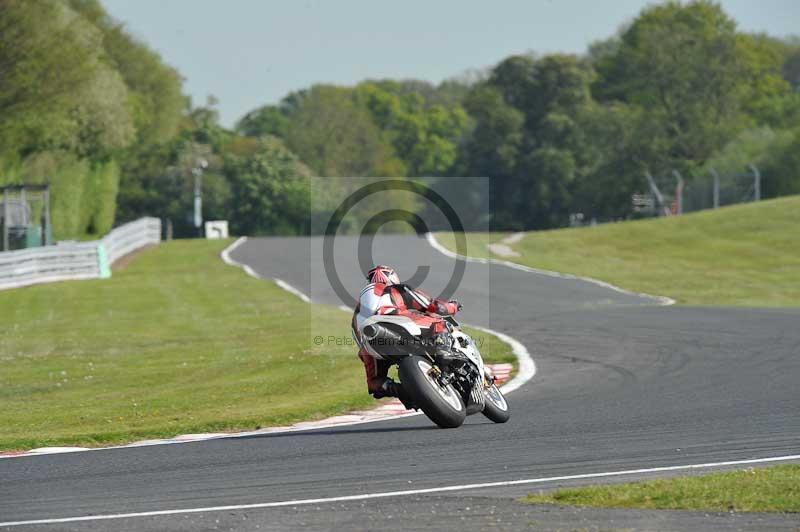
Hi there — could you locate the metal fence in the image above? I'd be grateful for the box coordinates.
[0,217,161,291]
[641,165,762,217]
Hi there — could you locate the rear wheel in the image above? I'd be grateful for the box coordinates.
[482,383,510,423]
[399,356,465,428]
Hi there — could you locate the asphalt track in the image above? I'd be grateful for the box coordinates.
[2,235,799,531]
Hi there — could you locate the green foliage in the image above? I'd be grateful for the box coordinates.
[67,0,185,146]
[696,126,800,205]
[236,104,291,138]
[22,151,89,240]
[462,85,524,180]
[783,41,800,91]
[84,160,120,235]
[0,0,100,157]
[761,128,800,197]
[225,136,312,236]
[448,1,800,229]
[0,0,185,239]
[5,0,799,237]
[0,152,118,240]
[593,1,790,167]
[703,127,793,176]
[354,81,469,176]
[237,80,471,180]
[283,85,405,177]
[461,54,598,228]
[524,465,800,512]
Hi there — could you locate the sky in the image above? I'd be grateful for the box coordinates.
[103,0,800,128]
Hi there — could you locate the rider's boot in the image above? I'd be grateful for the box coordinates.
[371,377,398,399]
[372,378,417,410]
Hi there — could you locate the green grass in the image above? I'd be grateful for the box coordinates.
[436,196,800,306]
[523,465,800,513]
[0,240,513,451]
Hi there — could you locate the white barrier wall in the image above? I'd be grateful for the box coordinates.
[102,217,161,265]
[0,217,161,291]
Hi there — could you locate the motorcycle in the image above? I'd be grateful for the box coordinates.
[359,311,510,428]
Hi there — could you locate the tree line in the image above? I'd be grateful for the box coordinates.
[2,1,799,238]
[235,1,800,231]
[0,0,184,238]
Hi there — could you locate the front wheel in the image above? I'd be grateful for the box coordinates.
[482,383,510,423]
[399,356,466,428]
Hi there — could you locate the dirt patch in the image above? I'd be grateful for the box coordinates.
[487,232,525,257]
[111,244,158,271]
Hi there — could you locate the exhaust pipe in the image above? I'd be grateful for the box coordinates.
[363,323,402,343]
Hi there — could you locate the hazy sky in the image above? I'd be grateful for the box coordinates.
[103,0,799,127]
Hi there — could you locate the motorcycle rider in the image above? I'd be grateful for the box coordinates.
[351,265,461,400]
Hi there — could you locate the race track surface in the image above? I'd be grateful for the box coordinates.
[2,235,799,531]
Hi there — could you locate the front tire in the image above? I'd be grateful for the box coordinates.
[482,383,510,423]
[399,356,466,428]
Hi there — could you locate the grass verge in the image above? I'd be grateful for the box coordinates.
[523,465,800,513]
[0,239,513,451]
[436,195,800,306]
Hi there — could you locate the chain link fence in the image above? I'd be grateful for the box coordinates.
[639,165,762,217]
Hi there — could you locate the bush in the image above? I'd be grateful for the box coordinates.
[762,129,800,197]
[0,153,120,240]
[84,160,120,236]
[23,152,89,240]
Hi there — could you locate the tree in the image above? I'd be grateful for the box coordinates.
[68,0,185,146]
[460,85,524,228]
[783,38,800,91]
[284,85,404,177]
[593,1,791,169]
[115,103,231,235]
[460,54,598,229]
[760,128,800,198]
[571,102,669,220]
[354,81,469,176]
[0,0,99,156]
[236,105,290,138]
[225,137,311,235]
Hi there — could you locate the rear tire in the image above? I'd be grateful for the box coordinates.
[399,356,465,429]
[482,383,510,423]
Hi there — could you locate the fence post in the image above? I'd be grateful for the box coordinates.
[710,167,720,209]
[673,170,684,215]
[749,164,761,201]
[97,243,111,278]
[645,171,671,216]
[43,185,51,245]
[2,187,8,251]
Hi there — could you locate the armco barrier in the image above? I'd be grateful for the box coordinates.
[0,217,160,291]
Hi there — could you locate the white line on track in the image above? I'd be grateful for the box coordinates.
[221,237,537,396]
[0,236,536,460]
[235,239,538,397]
[2,454,798,527]
[425,232,676,306]
[224,236,537,402]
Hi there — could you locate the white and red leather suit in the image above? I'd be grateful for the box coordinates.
[351,265,460,395]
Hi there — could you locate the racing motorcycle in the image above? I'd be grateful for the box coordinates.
[359,311,510,428]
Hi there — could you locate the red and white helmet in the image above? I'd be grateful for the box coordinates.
[366,265,400,285]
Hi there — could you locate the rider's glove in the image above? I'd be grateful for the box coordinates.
[432,300,461,315]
